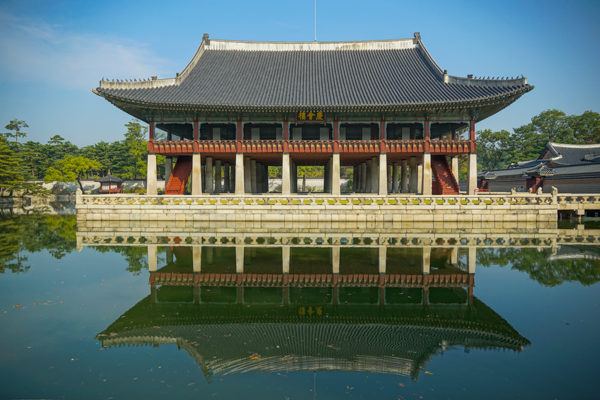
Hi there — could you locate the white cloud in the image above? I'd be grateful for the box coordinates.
[0,11,172,89]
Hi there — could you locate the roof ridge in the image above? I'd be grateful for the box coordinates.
[206,37,417,51]
[548,142,600,148]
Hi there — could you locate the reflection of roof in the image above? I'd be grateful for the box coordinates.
[94,33,531,116]
[98,295,529,379]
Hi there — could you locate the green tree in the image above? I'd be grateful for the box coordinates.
[122,121,148,179]
[477,129,513,171]
[3,119,28,143]
[44,155,101,191]
[0,135,24,195]
[478,109,600,171]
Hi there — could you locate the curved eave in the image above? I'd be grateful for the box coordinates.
[93,85,533,120]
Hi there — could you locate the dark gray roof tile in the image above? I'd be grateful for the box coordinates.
[95,37,532,112]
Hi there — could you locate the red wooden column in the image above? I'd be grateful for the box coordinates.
[423,118,430,152]
[148,121,155,153]
[236,118,243,152]
[282,117,289,152]
[332,117,340,152]
[379,117,386,153]
[193,120,199,141]
[192,120,199,152]
[149,121,155,142]
[469,118,477,152]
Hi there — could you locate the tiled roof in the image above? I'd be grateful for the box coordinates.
[543,143,600,165]
[94,34,532,113]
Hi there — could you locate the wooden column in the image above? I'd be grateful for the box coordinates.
[423,119,430,151]
[379,117,386,152]
[469,118,476,150]
[193,120,199,141]
[236,118,243,152]
[149,121,155,142]
[333,118,340,152]
[282,117,289,152]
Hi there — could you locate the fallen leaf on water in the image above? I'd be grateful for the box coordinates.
[248,353,261,360]
[424,370,433,375]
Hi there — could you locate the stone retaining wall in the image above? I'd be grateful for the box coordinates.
[76,192,558,223]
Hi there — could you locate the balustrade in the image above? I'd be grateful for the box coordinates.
[148,139,472,155]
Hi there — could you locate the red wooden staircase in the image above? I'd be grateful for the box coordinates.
[431,155,459,195]
[165,156,192,194]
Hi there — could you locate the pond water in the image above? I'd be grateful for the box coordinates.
[1,215,599,399]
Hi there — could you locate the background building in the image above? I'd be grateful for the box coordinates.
[480,142,600,193]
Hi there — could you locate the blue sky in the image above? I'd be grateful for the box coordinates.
[0,0,598,145]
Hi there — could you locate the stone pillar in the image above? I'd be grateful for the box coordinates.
[391,163,399,193]
[378,245,386,274]
[323,161,329,193]
[244,157,251,194]
[204,157,213,193]
[401,159,409,193]
[234,154,244,194]
[387,165,393,193]
[165,157,172,182]
[263,164,269,192]
[332,153,341,195]
[192,246,201,272]
[147,244,157,272]
[223,162,230,193]
[230,164,236,192]
[250,160,257,194]
[282,246,290,274]
[282,153,291,195]
[256,162,263,194]
[417,163,423,194]
[468,153,477,195]
[146,154,157,195]
[191,154,202,195]
[236,245,244,273]
[370,157,379,193]
[332,247,340,274]
[378,153,387,195]
[422,153,432,195]
[422,246,431,274]
[360,163,367,193]
[214,160,222,193]
[468,246,477,274]
[451,156,460,189]
[409,157,418,194]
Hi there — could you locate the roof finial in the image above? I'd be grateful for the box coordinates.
[202,33,210,45]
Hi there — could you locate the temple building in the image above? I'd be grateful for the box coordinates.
[480,142,600,193]
[94,33,532,196]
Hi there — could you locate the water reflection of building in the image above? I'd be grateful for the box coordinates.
[98,244,529,379]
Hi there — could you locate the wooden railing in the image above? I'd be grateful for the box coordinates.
[287,140,334,153]
[385,140,424,153]
[430,140,471,154]
[148,139,473,155]
[239,140,283,153]
[337,140,380,153]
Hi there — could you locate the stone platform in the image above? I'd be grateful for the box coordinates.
[76,191,561,223]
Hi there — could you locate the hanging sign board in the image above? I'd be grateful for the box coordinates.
[296,111,325,122]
